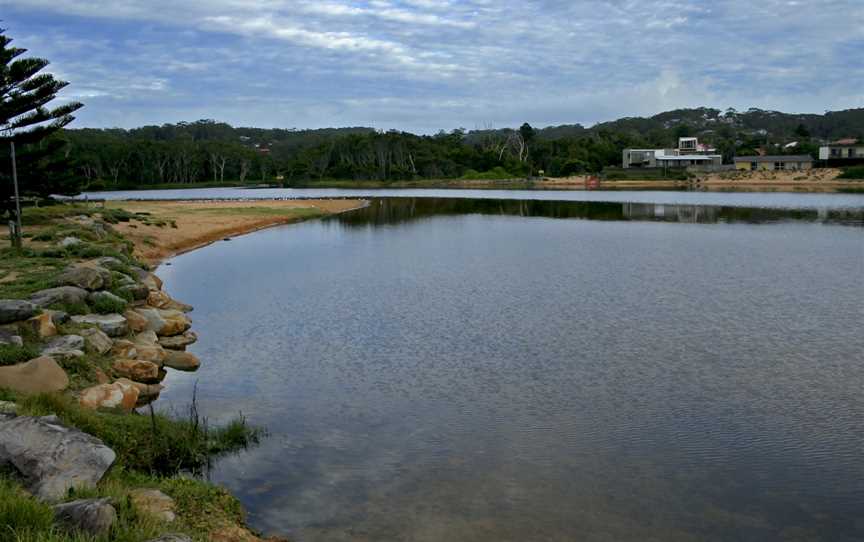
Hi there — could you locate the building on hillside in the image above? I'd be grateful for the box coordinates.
[733,155,813,171]
[623,137,722,169]
[819,139,864,161]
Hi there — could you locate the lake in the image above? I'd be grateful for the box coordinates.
[154,195,864,541]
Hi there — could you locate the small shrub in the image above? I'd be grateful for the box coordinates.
[838,166,864,180]
[90,295,127,315]
[47,301,90,316]
[0,344,40,366]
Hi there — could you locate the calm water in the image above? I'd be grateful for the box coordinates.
[155,197,864,542]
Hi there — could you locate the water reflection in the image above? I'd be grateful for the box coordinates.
[334,197,864,226]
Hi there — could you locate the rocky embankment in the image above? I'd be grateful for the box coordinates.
[0,257,198,409]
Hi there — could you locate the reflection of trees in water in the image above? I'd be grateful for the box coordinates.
[332,198,864,227]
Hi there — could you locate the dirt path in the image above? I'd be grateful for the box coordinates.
[106,199,366,265]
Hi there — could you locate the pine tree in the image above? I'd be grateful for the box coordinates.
[0,27,83,247]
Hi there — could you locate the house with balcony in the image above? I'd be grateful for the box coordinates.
[622,137,722,169]
[819,139,864,163]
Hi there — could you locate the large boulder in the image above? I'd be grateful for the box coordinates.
[92,257,127,272]
[41,335,86,361]
[146,291,193,313]
[112,359,160,384]
[132,331,168,365]
[0,299,39,324]
[80,327,113,355]
[71,314,128,337]
[134,270,163,292]
[56,265,112,291]
[134,308,191,337]
[158,331,197,350]
[29,286,89,308]
[111,339,138,359]
[130,488,176,522]
[124,309,149,333]
[118,282,150,301]
[79,379,140,411]
[130,382,164,407]
[163,351,200,372]
[26,312,57,339]
[0,356,69,395]
[53,498,117,534]
[0,415,115,502]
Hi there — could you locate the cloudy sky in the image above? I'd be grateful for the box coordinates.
[1,0,862,132]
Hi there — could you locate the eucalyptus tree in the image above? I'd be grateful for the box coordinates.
[0,27,83,247]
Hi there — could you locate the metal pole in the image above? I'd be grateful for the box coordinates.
[11,141,22,248]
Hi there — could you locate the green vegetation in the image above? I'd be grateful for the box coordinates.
[0,344,41,366]
[89,295,127,315]
[460,166,519,180]
[16,393,262,474]
[0,391,263,541]
[837,166,864,179]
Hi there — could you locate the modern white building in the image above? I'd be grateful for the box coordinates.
[623,137,722,169]
[819,139,864,161]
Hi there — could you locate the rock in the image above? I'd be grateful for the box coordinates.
[111,339,138,359]
[79,379,140,411]
[0,328,23,347]
[80,327,113,355]
[44,309,69,325]
[146,291,193,313]
[0,415,115,501]
[94,368,110,384]
[0,299,40,324]
[112,359,160,383]
[124,309,149,333]
[71,314,128,337]
[26,312,57,338]
[145,536,192,542]
[132,332,168,365]
[135,271,163,292]
[163,351,200,372]
[130,488,176,522]
[0,356,69,395]
[41,335,86,360]
[130,382,164,406]
[87,291,127,309]
[118,282,150,301]
[0,401,16,414]
[29,286,89,308]
[93,257,126,272]
[158,331,198,350]
[134,308,191,337]
[56,265,112,291]
[44,334,86,351]
[53,498,116,534]
[58,236,81,248]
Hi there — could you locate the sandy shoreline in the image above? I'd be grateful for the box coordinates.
[106,199,367,266]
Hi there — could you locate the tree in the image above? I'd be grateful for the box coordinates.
[0,28,83,247]
[794,123,811,138]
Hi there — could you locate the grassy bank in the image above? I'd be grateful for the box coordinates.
[0,202,282,541]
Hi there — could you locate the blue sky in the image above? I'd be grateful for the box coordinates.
[2,0,862,132]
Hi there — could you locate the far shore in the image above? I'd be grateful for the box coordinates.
[105,199,367,266]
[85,167,862,194]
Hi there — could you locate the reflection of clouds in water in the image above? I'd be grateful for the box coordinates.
[156,207,863,542]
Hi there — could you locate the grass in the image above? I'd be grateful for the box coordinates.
[0,344,41,366]
[15,393,262,475]
[0,469,247,542]
[460,166,519,180]
[89,296,127,315]
[0,392,263,540]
